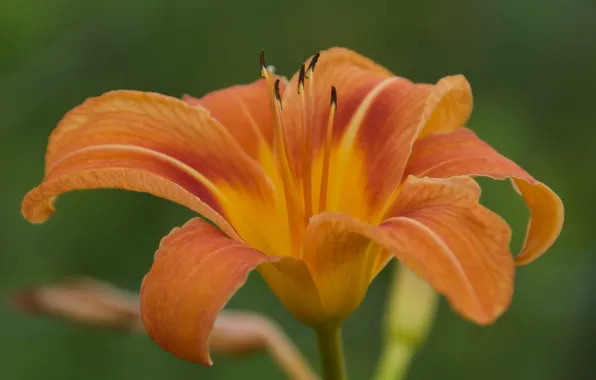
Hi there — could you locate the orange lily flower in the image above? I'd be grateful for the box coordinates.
[22,47,563,365]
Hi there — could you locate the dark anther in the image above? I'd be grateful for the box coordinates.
[307,52,320,74]
[330,86,337,106]
[274,79,282,104]
[260,49,266,67]
[298,64,306,92]
[260,49,266,77]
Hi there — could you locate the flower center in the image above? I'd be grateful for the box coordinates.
[260,51,337,252]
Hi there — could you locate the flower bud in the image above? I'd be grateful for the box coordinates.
[11,277,317,380]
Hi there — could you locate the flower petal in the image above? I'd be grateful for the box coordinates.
[404,128,564,264]
[384,176,514,323]
[310,176,514,325]
[332,74,471,221]
[280,48,419,219]
[282,47,394,163]
[183,81,297,253]
[323,77,431,220]
[280,48,395,219]
[44,91,270,190]
[281,49,473,222]
[140,218,273,365]
[22,90,278,240]
[182,78,284,164]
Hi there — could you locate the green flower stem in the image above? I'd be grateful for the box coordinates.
[314,324,347,380]
[373,264,439,380]
[373,339,415,380]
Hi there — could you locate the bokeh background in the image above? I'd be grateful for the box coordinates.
[1,0,594,379]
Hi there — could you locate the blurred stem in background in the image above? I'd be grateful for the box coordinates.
[373,264,439,380]
[314,324,347,380]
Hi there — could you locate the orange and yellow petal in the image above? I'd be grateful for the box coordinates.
[300,215,382,323]
[343,74,471,221]
[279,49,394,220]
[21,146,239,239]
[22,90,280,243]
[281,48,474,223]
[281,48,420,220]
[324,78,432,220]
[257,258,324,326]
[404,128,564,264]
[140,218,274,365]
[309,175,514,325]
[320,74,472,222]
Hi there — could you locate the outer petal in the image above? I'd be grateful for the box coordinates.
[310,176,514,325]
[22,91,277,241]
[42,91,271,191]
[404,128,564,264]
[140,218,274,365]
[258,258,324,326]
[300,215,382,323]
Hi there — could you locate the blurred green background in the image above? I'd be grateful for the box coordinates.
[1,0,594,379]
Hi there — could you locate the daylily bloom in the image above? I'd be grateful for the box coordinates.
[22,47,563,365]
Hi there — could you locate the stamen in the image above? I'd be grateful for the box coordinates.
[319,86,337,212]
[298,52,320,220]
[298,64,313,223]
[260,50,303,250]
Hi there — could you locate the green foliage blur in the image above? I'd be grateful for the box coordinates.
[1,0,594,379]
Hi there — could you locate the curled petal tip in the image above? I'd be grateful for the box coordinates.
[21,193,55,223]
[406,128,564,266]
[513,180,564,265]
[418,74,473,139]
